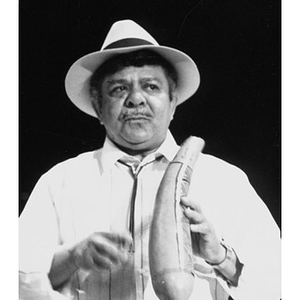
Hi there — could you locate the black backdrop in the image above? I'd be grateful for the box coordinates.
[19,0,281,227]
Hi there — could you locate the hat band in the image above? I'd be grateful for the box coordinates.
[103,38,154,50]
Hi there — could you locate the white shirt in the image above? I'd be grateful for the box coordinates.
[19,131,281,300]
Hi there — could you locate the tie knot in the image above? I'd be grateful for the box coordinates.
[118,154,164,177]
[118,157,140,176]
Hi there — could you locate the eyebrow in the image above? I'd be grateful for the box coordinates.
[140,76,162,83]
[105,76,163,86]
[105,79,128,85]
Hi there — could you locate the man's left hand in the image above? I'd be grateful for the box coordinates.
[181,196,226,265]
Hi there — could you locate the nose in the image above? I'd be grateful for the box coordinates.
[124,88,146,108]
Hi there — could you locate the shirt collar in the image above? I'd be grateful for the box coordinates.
[100,130,179,173]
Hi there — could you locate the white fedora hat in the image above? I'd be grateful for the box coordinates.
[65,19,200,118]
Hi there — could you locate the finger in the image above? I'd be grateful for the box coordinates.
[94,241,126,264]
[89,247,113,271]
[190,223,211,234]
[83,248,95,269]
[180,196,202,214]
[95,232,133,251]
[180,196,192,208]
[91,236,129,264]
[183,206,206,225]
[103,232,133,249]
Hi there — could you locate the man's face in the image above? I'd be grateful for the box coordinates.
[95,65,177,154]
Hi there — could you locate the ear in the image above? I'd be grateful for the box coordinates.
[92,100,104,125]
[170,92,178,121]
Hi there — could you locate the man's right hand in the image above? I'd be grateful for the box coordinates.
[71,232,133,272]
[49,232,132,289]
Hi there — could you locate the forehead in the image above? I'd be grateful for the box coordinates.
[102,65,169,82]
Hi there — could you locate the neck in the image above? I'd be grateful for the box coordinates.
[111,140,160,160]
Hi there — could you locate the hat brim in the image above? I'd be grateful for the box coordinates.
[65,45,200,117]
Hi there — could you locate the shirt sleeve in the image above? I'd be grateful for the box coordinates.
[19,171,65,299]
[190,156,281,300]
[208,166,281,300]
[223,171,281,300]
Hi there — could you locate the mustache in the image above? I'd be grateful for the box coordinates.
[121,109,153,120]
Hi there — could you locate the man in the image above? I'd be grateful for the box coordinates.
[19,20,280,300]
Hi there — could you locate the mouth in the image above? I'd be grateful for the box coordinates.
[122,111,152,121]
[124,115,150,121]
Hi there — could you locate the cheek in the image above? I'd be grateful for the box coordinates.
[157,102,176,122]
[101,102,122,122]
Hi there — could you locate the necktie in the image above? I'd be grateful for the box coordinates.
[108,155,163,300]
[117,155,163,251]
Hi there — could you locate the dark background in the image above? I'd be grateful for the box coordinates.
[19,0,281,227]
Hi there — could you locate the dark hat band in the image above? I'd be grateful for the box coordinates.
[103,38,154,50]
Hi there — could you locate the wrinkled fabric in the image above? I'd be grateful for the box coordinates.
[19,131,281,300]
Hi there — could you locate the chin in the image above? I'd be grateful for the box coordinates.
[128,137,163,152]
[127,138,152,148]
[123,132,152,145]
[118,130,165,152]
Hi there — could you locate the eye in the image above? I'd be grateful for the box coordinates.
[110,85,128,96]
[145,84,159,92]
[114,86,127,92]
